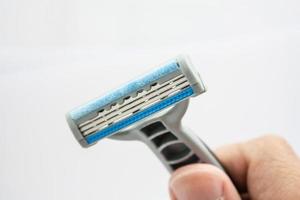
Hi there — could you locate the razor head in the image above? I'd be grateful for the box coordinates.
[66,55,206,147]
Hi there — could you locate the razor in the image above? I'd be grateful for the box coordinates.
[66,55,224,172]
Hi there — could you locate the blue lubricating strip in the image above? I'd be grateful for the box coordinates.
[85,86,194,144]
[69,61,180,122]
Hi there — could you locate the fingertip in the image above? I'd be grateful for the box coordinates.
[169,164,240,200]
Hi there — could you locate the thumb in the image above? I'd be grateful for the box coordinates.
[169,164,241,200]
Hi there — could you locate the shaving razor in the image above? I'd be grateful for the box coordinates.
[66,55,225,172]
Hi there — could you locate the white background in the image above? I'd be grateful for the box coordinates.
[0,0,299,199]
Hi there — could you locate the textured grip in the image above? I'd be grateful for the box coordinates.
[140,121,224,172]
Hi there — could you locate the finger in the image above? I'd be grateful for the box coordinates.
[169,164,241,200]
[215,143,248,192]
[216,134,300,199]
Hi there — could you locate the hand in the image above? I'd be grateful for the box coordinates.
[169,135,300,200]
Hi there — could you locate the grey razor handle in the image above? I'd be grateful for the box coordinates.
[140,121,223,171]
[110,99,225,172]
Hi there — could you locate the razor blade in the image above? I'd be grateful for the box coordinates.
[66,55,225,172]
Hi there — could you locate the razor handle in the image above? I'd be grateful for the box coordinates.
[139,121,224,172]
[111,99,225,173]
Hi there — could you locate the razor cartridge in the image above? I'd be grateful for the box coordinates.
[66,55,225,172]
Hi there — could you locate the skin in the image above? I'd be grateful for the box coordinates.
[169,135,300,200]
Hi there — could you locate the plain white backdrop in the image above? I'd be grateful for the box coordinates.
[0,0,299,199]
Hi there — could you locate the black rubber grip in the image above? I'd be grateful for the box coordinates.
[141,121,202,170]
